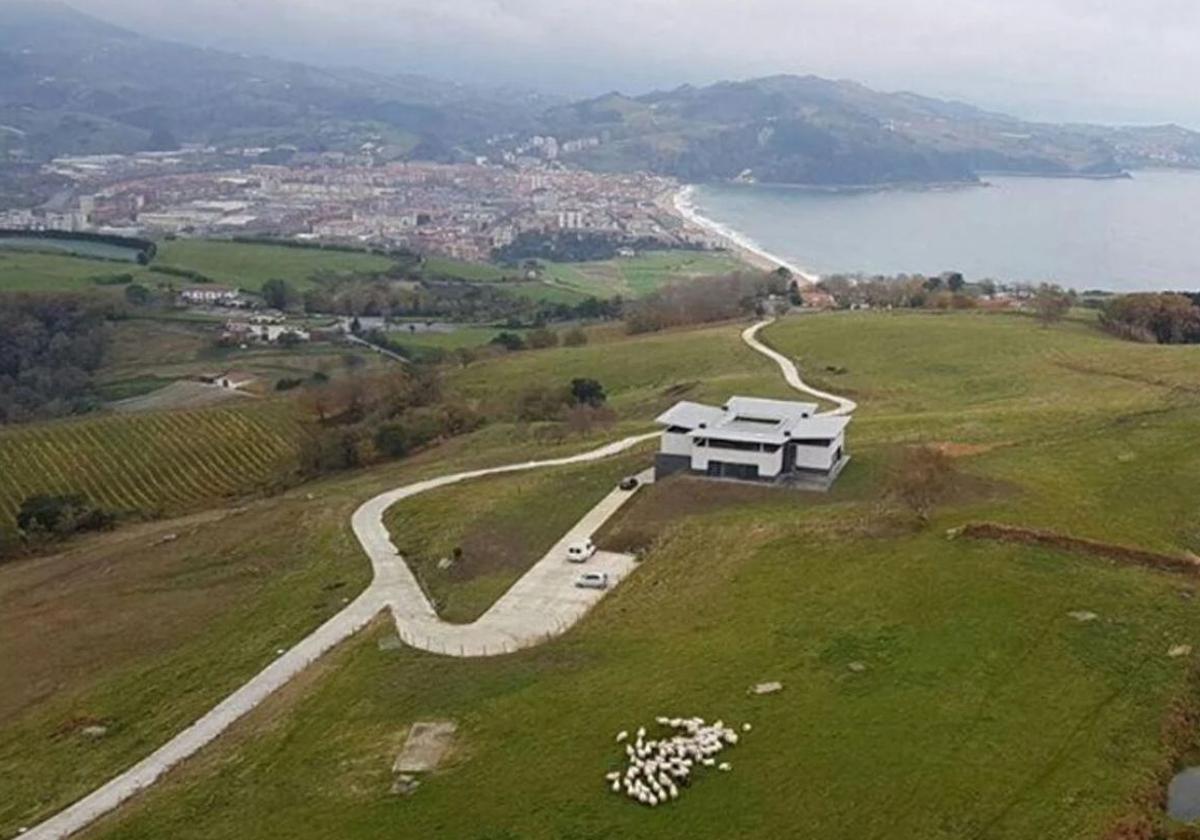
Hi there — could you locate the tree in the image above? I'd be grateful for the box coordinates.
[490,331,526,351]
[1099,292,1200,344]
[944,272,965,293]
[124,283,151,306]
[374,422,411,458]
[1033,283,1072,326]
[886,445,954,525]
[261,278,295,311]
[570,377,607,407]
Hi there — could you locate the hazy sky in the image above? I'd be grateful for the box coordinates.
[71,0,1200,126]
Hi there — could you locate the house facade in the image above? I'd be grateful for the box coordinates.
[655,396,850,489]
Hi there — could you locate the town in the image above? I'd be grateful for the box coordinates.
[0,145,711,262]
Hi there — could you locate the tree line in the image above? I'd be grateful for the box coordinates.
[0,293,114,425]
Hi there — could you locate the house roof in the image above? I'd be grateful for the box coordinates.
[725,396,818,423]
[655,401,726,429]
[657,396,850,444]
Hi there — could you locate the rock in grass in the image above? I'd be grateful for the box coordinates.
[750,681,783,695]
[847,661,867,673]
[1067,610,1099,622]
[1168,644,1193,658]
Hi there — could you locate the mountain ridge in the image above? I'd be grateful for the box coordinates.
[2,1,1199,186]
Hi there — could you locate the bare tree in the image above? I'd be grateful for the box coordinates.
[887,445,955,525]
[1033,283,1072,326]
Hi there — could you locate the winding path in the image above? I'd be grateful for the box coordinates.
[743,318,857,416]
[24,316,852,839]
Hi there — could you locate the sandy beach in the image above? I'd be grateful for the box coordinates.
[671,185,820,284]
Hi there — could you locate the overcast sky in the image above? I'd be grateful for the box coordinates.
[71,0,1200,126]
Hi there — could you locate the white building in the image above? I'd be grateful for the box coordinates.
[180,286,243,305]
[654,396,850,489]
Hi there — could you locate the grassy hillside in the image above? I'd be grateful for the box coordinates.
[0,401,301,532]
[4,311,1200,838]
[446,320,796,420]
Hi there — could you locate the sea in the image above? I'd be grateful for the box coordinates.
[688,169,1200,292]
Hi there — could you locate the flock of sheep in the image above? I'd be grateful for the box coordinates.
[605,716,749,806]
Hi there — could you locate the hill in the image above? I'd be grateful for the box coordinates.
[0,0,549,161]
[3,5,1200,186]
[543,75,1200,185]
[5,312,1199,837]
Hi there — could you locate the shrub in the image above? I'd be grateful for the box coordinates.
[562,327,588,346]
[1100,293,1200,344]
[490,331,526,351]
[570,377,607,407]
[1032,283,1072,325]
[124,283,152,306]
[515,384,571,421]
[526,327,559,349]
[17,493,114,537]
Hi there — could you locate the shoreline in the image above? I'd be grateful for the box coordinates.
[671,185,820,284]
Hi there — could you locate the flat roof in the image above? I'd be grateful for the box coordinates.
[657,396,850,444]
[655,401,725,429]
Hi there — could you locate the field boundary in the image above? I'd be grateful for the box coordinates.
[958,521,1200,575]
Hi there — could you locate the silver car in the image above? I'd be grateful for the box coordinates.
[575,571,609,590]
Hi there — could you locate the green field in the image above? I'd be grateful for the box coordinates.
[153,240,396,292]
[0,401,301,532]
[0,239,396,294]
[537,249,748,298]
[4,311,1200,838]
[0,250,154,292]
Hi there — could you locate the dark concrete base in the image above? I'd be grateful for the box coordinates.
[654,453,692,481]
[654,453,851,493]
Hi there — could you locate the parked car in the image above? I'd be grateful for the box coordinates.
[575,571,609,590]
[618,475,640,491]
[566,539,597,563]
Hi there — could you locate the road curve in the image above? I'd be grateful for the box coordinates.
[742,318,857,416]
[25,315,850,839]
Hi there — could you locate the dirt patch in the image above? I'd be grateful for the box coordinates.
[595,476,809,554]
[958,522,1200,576]
[929,441,1003,458]
[393,721,458,774]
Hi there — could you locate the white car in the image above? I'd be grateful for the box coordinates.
[565,539,597,563]
[575,571,609,590]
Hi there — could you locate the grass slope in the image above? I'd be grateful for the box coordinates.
[5,311,1200,839]
[447,320,796,421]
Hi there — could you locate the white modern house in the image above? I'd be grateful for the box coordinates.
[654,396,850,489]
[179,285,243,306]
